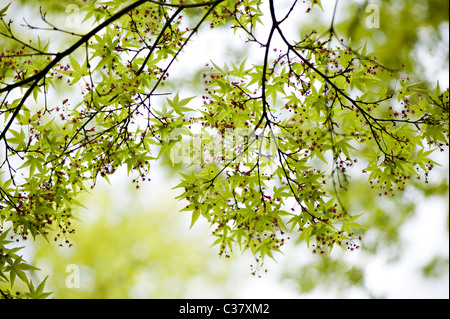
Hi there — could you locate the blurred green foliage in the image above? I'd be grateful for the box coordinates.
[282,170,448,296]
[29,178,236,298]
[338,0,448,72]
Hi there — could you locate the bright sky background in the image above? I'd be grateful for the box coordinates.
[3,0,448,299]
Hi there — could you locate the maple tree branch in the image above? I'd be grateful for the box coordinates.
[0,0,225,142]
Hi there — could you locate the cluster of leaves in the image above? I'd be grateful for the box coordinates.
[172,1,448,260]
[0,228,51,298]
[0,0,448,297]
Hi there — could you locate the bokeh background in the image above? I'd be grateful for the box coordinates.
[1,0,448,298]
